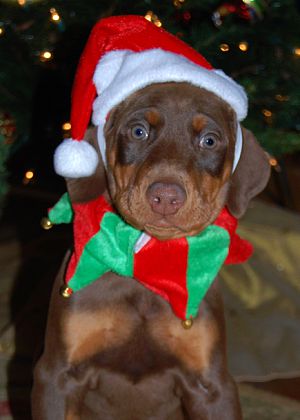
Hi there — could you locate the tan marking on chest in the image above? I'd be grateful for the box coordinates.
[63,306,136,364]
[149,315,218,372]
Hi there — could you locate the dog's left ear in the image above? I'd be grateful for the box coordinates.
[226,126,270,218]
[65,127,107,203]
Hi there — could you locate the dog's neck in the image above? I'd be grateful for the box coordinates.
[48,193,252,321]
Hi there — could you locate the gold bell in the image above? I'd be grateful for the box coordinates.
[182,317,193,329]
[60,285,73,298]
[41,217,53,230]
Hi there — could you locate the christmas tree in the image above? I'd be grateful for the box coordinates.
[1,0,300,208]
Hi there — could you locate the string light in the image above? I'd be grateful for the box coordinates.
[262,109,272,117]
[144,11,162,27]
[25,170,34,179]
[220,43,230,52]
[173,0,185,8]
[50,8,60,22]
[18,0,26,5]
[144,11,152,22]
[0,27,4,36]
[275,94,289,102]
[23,170,35,185]
[40,51,52,62]
[293,47,300,56]
[262,109,273,125]
[62,122,71,131]
[238,41,248,52]
[268,156,281,172]
[269,157,278,167]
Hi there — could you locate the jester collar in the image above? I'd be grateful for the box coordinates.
[48,193,252,321]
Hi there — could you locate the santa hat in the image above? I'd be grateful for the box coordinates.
[54,15,248,178]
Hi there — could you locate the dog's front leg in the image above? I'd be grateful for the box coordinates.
[31,358,66,419]
[32,357,87,420]
[208,376,242,420]
[177,372,242,420]
[171,282,242,419]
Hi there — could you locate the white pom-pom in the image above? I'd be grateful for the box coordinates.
[54,138,99,178]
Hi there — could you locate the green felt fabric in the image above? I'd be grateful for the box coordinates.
[68,212,141,291]
[186,225,230,318]
[48,192,73,224]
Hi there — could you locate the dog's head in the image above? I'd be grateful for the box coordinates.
[67,82,270,240]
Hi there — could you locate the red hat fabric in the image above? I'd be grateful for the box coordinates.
[54,15,248,178]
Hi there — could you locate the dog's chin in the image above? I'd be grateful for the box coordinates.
[144,224,208,240]
[144,224,186,241]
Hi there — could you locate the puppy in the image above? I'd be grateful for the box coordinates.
[32,82,270,419]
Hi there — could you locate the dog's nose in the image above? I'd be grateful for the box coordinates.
[146,182,186,216]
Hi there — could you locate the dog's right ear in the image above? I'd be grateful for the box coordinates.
[65,127,107,203]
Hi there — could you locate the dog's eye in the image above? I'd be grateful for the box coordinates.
[199,134,218,149]
[131,125,149,141]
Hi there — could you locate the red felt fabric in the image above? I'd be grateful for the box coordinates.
[66,196,113,282]
[214,207,253,264]
[134,237,189,320]
[71,15,213,140]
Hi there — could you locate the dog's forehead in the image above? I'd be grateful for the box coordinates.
[118,82,235,121]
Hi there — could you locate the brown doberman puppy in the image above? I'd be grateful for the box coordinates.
[32,83,270,419]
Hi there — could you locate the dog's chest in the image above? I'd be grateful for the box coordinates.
[61,273,219,383]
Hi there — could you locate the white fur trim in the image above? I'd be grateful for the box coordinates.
[233,124,243,172]
[54,138,99,178]
[92,49,248,126]
[92,49,247,166]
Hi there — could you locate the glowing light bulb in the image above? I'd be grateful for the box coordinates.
[40,51,52,62]
[144,11,153,22]
[50,8,60,22]
[262,109,272,117]
[173,0,185,8]
[220,43,230,52]
[62,122,71,131]
[23,169,35,185]
[293,47,300,56]
[144,11,162,27]
[239,41,249,52]
[275,94,289,102]
[25,170,34,179]
[269,157,278,167]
